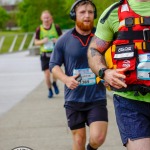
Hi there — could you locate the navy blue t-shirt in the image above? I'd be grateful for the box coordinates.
[49,28,106,110]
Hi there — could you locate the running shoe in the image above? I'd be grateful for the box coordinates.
[53,82,59,95]
[48,89,53,98]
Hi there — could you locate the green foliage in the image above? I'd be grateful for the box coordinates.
[17,0,118,31]
[17,0,41,31]
[7,11,18,30]
[0,6,10,30]
[17,0,69,31]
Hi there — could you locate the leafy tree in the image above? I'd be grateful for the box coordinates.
[7,11,18,30]
[0,6,10,30]
[17,0,41,31]
[17,0,70,31]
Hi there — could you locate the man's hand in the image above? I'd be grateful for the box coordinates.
[42,37,49,44]
[64,74,80,90]
[104,67,129,89]
[52,38,57,43]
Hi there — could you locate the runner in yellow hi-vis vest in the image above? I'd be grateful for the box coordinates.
[34,10,62,98]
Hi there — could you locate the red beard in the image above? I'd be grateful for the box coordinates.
[76,20,94,31]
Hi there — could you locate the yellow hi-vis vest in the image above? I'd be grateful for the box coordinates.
[40,23,59,53]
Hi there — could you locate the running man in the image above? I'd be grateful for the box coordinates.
[88,0,150,149]
[34,10,62,98]
[49,1,108,150]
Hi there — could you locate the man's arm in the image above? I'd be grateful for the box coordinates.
[87,35,110,76]
[88,35,127,89]
[34,38,48,46]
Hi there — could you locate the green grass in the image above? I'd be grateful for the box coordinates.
[24,34,33,49]
[0,31,34,54]
[0,36,14,53]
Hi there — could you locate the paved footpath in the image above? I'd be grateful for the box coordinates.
[0,51,126,150]
[0,51,43,116]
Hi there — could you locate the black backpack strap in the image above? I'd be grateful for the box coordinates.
[100,0,124,24]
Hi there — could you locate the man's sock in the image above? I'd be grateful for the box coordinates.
[87,144,97,150]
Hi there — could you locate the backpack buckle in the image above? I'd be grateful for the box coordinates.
[125,17,134,27]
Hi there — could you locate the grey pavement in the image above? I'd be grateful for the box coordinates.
[0,51,126,150]
[0,51,43,116]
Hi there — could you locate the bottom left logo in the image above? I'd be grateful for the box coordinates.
[12,146,33,150]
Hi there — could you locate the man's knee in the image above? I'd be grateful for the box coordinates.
[90,134,106,148]
[73,132,86,147]
[89,122,107,148]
